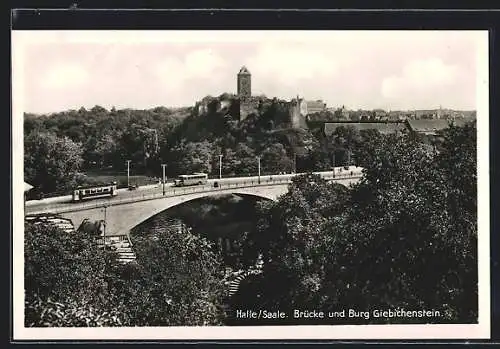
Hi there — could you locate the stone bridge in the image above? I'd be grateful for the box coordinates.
[25,170,362,236]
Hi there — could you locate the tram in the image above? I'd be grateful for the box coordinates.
[72,182,118,202]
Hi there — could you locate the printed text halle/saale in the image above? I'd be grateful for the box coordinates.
[236,309,442,320]
[236,309,287,319]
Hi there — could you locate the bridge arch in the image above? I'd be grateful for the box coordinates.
[128,190,279,234]
[59,184,290,236]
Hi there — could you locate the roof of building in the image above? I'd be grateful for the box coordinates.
[24,182,34,192]
[406,119,468,133]
[324,122,406,136]
[306,100,326,109]
[238,66,251,75]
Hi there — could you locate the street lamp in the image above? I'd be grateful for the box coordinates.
[218,155,223,180]
[103,204,107,252]
[257,156,261,184]
[126,160,131,188]
[161,164,167,196]
[332,152,336,178]
[293,153,297,173]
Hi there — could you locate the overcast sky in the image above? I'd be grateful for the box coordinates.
[13,31,486,114]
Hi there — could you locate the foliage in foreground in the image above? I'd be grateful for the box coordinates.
[24,221,227,327]
[117,227,227,326]
[233,122,477,325]
[24,223,124,326]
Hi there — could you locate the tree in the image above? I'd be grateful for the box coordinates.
[352,128,384,167]
[90,105,108,115]
[220,143,259,175]
[229,174,350,324]
[260,143,293,174]
[220,148,239,176]
[84,133,119,168]
[169,140,215,175]
[236,124,477,325]
[24,222,125,326]
[24,114,46,135]
[342,128,476,323]
[331,125,360,165]
[24,132,84,194]
[25,219,228,326]
[118,226,227,326]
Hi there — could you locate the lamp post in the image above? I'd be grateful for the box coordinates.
[257,156,261,184]
[126,160,131,188]
[161,164,167,196]
[332,152,336,178]
[103,204,107,252]
[218,155,223,180]
[294,153,297,173]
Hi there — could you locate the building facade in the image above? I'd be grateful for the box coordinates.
[305,100,327,115]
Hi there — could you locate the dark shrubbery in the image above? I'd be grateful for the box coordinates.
[24,221,227,326]
[233,123,477,324]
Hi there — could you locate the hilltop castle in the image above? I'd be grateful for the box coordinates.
[236,66,324,128]
[194,66,327,129]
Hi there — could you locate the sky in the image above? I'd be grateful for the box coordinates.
[13,30,486,114]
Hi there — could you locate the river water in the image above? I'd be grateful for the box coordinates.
[130,193,267,268]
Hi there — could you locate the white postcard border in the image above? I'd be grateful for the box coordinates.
[11,30,490,340]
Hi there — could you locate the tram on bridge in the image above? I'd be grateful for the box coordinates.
[72,181,118,202]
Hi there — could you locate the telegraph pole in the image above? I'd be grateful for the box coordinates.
[126,160,131,188]
[219,155,223,180]
[257,156,261,184]
[161,164,167,196]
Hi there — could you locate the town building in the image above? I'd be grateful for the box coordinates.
[373,109,388,121]
[405,119,468,136]
[304,100,327,115]
[288,96,327,117]
[288,95,328,128]
[324,122,407,137]
[335,105,350,120]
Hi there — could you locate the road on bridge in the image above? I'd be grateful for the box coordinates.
[25,167,363,216]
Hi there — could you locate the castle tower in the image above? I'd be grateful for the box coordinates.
[289,96,307,129]
[237,66,251,98]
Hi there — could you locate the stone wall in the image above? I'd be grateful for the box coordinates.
[239,97,260,121]
[288,100,308,129]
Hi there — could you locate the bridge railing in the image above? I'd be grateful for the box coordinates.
[26,172,363,215]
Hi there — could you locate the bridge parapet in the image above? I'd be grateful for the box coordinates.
[26,172,362,216]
